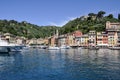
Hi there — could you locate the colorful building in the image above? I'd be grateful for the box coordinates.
[106,21,120,46]
[58,35,67,46]
[72,30,83,46]
[117,32,120,46]
[88,31,96,46]
[96,32,103,46]
[81,34,88,47]
[48,36,58,47]
[102,32,108,45]
[106,21,120,31]
[47,21,120,47]
[96,32,108,46]
[67,33,74,46]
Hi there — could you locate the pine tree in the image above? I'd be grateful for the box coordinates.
[118,14,120,21]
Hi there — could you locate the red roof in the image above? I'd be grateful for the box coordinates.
[73,30,83,37]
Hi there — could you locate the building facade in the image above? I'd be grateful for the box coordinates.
[81,34,88,47]
[72,30,83,46]
[106,21,120,46]
[88,31,96,46]
[96,32,108,46]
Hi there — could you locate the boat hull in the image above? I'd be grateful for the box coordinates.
[0,46,11,53]
[48,46,60,50]
[108,47,120,50]
[60,45,70,49]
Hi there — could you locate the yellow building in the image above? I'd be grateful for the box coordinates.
[81,34,88,47]
[97,32,103,45]
[67,33,74,46]
[107,32,117,46]
[106,21,120,46]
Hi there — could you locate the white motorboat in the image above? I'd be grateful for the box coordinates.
[39,45,48,49]
[0,38,23,53]
[108,46,120,50]
[59,45,70,49]
[0,39,11,53]
[48,46,60,50]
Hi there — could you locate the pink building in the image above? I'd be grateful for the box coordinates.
[72,30,83,37]
[106,21,120,31]
[106,21,120,46]
[72,30,83,46]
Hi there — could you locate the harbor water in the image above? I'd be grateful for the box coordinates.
[0,48,120,80]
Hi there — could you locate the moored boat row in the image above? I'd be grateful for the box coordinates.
[82,46,120,50]
[48,45,71,50]
[108,46,120,50]
[82,46,100,50]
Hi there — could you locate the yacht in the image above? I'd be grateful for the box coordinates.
[108,46,120,50]
[88,46,99,50]
[48,46,60,50]
[59,45,70,49]
[0,39,11,53]
[0,39,23,53]
[82,46,99,50]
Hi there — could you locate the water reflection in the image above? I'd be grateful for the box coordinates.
[0,48,120,80]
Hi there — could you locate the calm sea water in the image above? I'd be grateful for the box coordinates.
[0,48,120,80]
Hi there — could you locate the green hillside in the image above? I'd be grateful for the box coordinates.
[0,20,59,39]
[62,11,120,34]
[0,11,120,38]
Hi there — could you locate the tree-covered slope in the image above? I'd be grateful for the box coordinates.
[62,11,120,34]
[0,20,59,39]
[0,11,119,38]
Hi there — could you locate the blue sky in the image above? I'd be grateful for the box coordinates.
[0,0,120,26]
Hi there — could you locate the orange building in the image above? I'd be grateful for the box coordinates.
[72,30,83,46]
[72,30,83,37]
[102,33,108,45]
[57,30,83,47]
[106,21,120,46]
[48,36,58,47]
[96,32,108,46]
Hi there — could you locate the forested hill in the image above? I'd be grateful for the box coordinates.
[0,11,120,38]
[62,11,120,34]
[0,20,59,39]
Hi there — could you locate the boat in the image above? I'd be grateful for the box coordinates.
[48,46,60,50]
[108,46,120,50]
[59,45,70,49]
[82,46,89,49]
[0,46,11,53]
[0,38,24,53]
[82,46,99,50]
[0,39,12,53]
[88,46,99,50]
[10,45,23,52]
[39,45,48,49]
